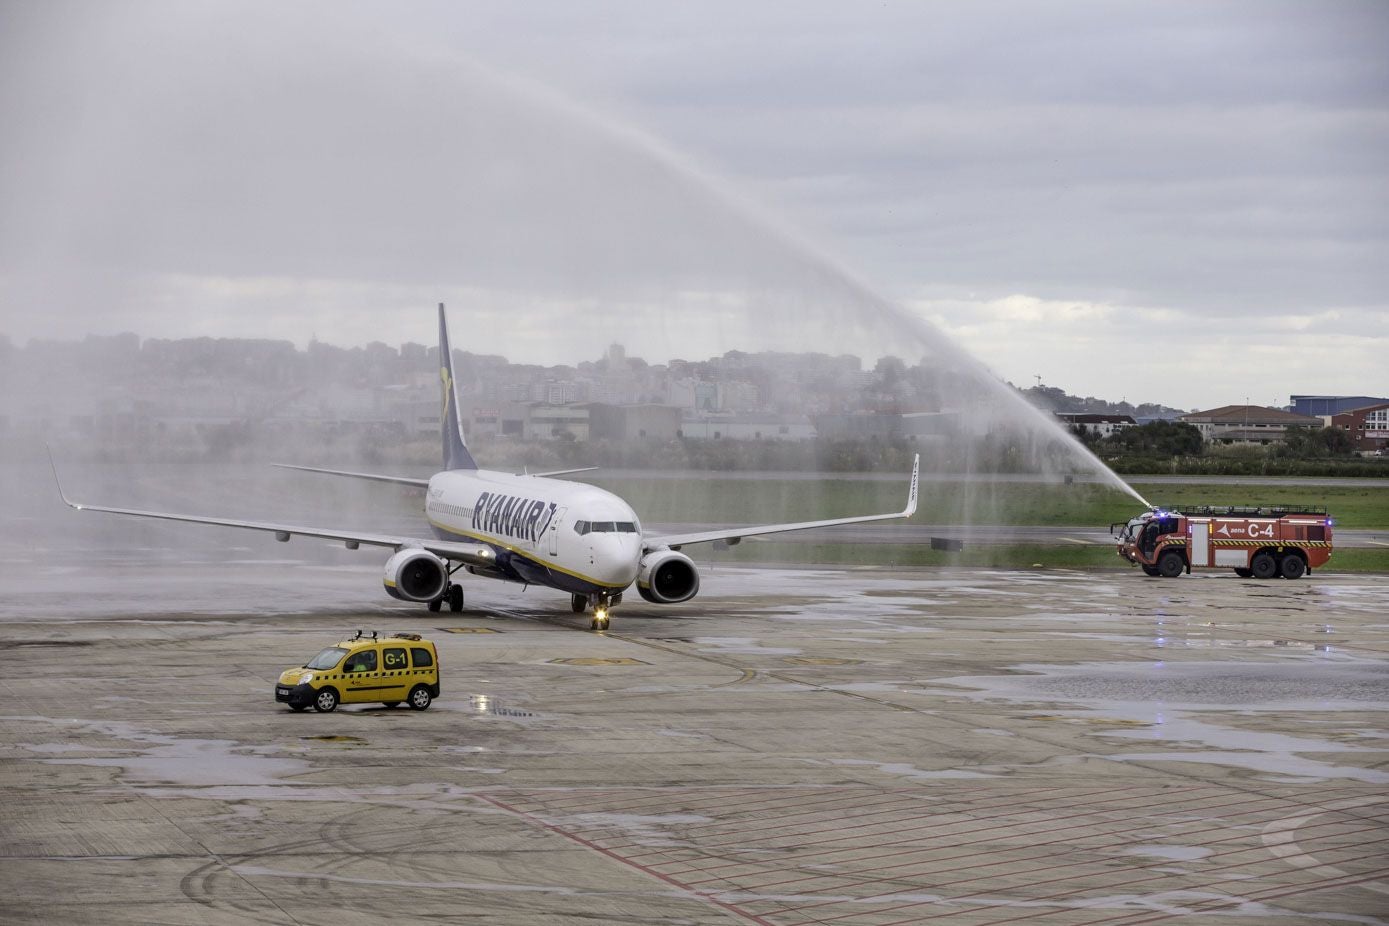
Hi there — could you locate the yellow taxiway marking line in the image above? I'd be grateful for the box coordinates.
[1061,537,1094,545]
[1367,540,1389,547]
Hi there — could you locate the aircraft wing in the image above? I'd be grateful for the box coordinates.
[50,456,494,567]
[526,466,599,478]
[270,463,431,488]
[645,454,919,551]
[272,462,599,482]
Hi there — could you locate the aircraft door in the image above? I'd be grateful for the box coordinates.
[547,507,567,556]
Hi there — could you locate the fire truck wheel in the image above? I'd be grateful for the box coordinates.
[1233,568,1253,578]
[1157,552,1185,578]
[1250,553,1278,580]
[1141,564,1161,577]
[1279,553,1307,580]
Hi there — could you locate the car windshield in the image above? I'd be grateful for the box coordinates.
[305,646,348,670]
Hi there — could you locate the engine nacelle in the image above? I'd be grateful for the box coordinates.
[383,548,448,602]
[636,549,700,604]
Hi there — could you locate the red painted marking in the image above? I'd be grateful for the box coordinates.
[474,793,779,926]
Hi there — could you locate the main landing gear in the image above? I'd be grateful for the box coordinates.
[573,592,622,631]
[428,583,465,613]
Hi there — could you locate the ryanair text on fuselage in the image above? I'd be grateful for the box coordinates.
[469,492,558,544]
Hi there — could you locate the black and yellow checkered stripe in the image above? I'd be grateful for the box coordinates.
[313,668,435,682]
[1209,540,1331,548]
[1158,538,1187,545]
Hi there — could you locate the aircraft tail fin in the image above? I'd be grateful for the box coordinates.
[438,303,478,471]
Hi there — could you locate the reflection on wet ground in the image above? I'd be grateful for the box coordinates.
[1,561,1386,924]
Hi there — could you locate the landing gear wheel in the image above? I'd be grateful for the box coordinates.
[448,584,464,612]
[1157,551,1185,578]
[427,598,442,613]
[1234,567,1253,578]
[1279,554,1307,580]
[1250,552,1278,580]
[312,688,339,713]
[407,685,432,711]
[590,614,610,631]
[571,594,587,614]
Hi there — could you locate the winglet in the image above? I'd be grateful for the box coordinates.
[903,453,919,518]
[46,444,82,510]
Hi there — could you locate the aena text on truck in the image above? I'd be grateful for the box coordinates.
[1112,504,1333,579]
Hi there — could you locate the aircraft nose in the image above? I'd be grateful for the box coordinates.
[593,535,641,586]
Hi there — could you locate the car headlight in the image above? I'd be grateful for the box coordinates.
[298,671,315,685]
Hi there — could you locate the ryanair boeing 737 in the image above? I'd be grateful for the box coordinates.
[53,305,918,630]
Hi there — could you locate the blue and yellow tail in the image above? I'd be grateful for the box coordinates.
[438,304,478,471]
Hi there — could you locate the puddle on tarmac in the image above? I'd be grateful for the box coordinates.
[930,661,1389,783]
[468,695,534,718]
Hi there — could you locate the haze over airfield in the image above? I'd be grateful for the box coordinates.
[1,0,1385,410]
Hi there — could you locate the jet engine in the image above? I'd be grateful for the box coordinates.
[636,549,700,603]
[383,549,448,602]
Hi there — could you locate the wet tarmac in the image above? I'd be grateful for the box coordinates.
[1,561,1387,925]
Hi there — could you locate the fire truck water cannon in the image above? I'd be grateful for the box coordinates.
[1112,504,1332,580]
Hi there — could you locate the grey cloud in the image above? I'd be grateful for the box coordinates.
[0,0,1384,412]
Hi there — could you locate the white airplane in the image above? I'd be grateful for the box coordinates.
[53,305,918,630]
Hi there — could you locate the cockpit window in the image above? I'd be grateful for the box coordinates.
[576,519,640,534]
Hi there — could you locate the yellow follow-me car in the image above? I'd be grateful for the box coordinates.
[276,631,440,712]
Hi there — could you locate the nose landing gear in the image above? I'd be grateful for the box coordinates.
[578,592,621,631]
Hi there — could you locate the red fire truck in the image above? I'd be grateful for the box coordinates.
[1113,505,1333,579]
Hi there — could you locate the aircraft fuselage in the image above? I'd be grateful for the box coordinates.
[425,469,642,597]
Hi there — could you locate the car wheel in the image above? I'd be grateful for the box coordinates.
[289,704,309,712]
[382,701,400,709]
[1279,554,1307,580]
[1250,553,1278,580]
[312,688,339,713]
[408,685,432,711]
[1157,552,1184,578]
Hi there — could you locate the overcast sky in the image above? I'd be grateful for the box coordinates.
[2,0,1385,410]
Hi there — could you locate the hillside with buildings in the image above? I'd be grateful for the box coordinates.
[1,332,1384,467]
